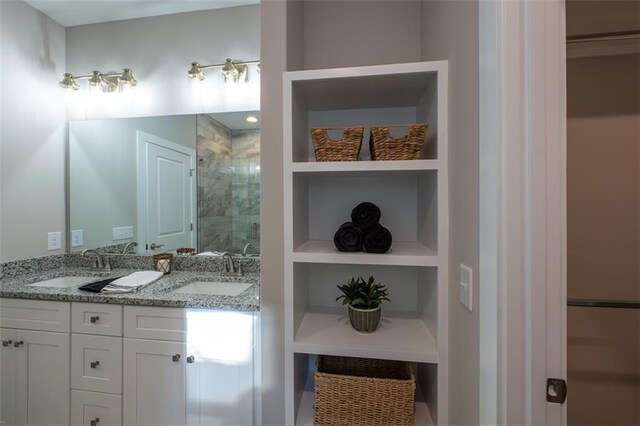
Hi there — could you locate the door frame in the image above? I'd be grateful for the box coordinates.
[479,0,567,424]
[136,130,197,253]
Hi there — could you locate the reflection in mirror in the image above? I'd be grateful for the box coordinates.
[68,112,260,256]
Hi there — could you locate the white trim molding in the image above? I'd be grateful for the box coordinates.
[479,0,567,424]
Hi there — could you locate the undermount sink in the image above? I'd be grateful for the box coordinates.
[172,281,252,296]
[26,276,95,288]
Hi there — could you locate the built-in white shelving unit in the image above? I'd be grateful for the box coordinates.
[284,61,448,425]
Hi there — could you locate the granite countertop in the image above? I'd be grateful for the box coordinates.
[0,267,260,311]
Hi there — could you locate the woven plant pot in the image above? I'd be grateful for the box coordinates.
[348,304,381,333]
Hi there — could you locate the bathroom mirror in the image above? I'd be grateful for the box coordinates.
[68,112,260,256]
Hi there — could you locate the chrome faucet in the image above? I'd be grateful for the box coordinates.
[221,252,243,277]
[122,241,138,254]
[242,243,254,256]
[82,249,111,272]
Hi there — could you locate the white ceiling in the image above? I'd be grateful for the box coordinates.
[23,0,259,27]
[209,111,260,131]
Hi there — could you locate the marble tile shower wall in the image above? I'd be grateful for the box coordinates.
[231,129,261,253]
[196,116,260,254]
[197,115,233,253]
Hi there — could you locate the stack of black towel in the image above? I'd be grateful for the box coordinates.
[333,202,392,253]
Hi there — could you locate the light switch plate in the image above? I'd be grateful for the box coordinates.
[71,229,83,247]
[47,232,62,251]
[113,226,134,241]
[460,264,473,311]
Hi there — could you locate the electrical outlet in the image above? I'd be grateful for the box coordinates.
[460,264,473,312]
[47,232,62,251]
[71,229,83,247]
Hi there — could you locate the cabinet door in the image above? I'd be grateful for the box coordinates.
[123,338,186,426]
[185,310,255,426]
[187,358,254,426]
[0,328,17,426]
[15,330,70,426]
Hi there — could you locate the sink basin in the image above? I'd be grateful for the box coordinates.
[172,281,252,296]
[26,276,95,288]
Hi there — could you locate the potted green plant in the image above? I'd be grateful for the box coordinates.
[336,276,390,333]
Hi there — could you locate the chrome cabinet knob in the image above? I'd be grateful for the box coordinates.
[90,418,100,426]
[90,316,100,323]
[1,340,12,347]
[186,355,195,364]
[90,361,100,369]
[13,341,23,348]
[172,354,181,362]
[150,243,165,250]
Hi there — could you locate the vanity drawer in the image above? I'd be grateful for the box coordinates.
[71,334,122,394]
[72,303,122,336]
[0,298,70,332]
[124,306,187,341]
[71,390,122,426]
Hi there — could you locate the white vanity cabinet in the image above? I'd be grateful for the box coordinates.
[0,299,71,426]
[123,306,255,426]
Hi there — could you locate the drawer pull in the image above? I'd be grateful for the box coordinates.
[90,316,100,323]
[187,355,195,364]
[13,341,23,348]
[90,361,100,369]
[1,340,12,347]
[172,354,181,362]
[90,418,100,426]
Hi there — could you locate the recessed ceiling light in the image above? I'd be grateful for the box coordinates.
[246,116,258,123]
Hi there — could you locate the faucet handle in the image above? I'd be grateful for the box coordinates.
[238,261,244,275]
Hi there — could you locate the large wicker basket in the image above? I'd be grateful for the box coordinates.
[313,355,416,426]
[370,124,428,160]
[311,127,364,162]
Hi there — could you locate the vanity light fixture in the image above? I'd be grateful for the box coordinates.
[59,68,138,92]
[187,58,260,84]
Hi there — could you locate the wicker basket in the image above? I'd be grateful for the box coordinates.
[370,124,428,160]
[152,253,173,274]
[311,127,364,162]
[313,355,416,426]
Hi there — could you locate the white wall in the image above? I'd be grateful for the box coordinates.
[65,5,260,120]
[0,0,67,262]
[69,115,196,250]
[421,2,480,424]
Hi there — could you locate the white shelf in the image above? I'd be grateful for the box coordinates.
[291,159,439,175]
[293,312,438,364]
[284,61,449,425]
[293,240,437,266]
[295,379,435,426]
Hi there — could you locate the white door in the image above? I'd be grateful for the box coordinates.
[0,328,17,426]
[123,338,186,426]
[137,131,196,253]
[15,330,70,426]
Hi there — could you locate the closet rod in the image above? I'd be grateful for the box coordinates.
[567,299,640,310]
[567,30,640,44]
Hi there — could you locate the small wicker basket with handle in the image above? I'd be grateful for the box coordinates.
[311,127,364,162]
[369,124,428,160]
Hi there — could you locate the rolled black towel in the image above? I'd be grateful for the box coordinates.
[351,202,381,231]
[363,224,392,253]
[333,222,364,252]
